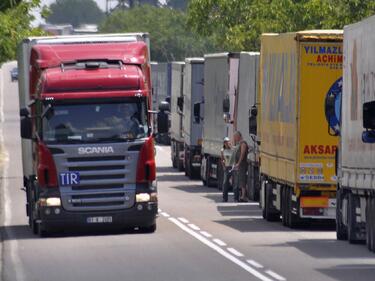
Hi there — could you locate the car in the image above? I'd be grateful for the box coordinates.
[10,67,18,82]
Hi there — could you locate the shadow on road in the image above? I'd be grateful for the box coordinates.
[0,224,155,240]
[268,239,373,259]
[318,264,375,281]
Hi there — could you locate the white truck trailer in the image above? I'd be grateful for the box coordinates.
[236,52,260,201]
[336,15,375,250]
[170,62,186,171]
[151,62,172,144]
[201,53,240,187]
[184,58,205,179]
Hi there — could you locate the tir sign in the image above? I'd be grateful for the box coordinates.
[59,172,80,186]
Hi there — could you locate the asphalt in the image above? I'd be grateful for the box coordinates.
[0,61,375,281]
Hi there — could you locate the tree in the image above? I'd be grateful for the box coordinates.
[187,0,375,51]
[0,0,22,11]
[47,0,105,27]
[100,5,218,61]
[166,0,188,10]
[0,0,44,63]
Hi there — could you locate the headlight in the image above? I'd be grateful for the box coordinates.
[39,197,61,207]
[136,193,151,202]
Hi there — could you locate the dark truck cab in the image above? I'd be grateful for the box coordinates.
[19,40,160,236]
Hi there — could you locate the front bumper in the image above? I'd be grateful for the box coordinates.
[38,202,158,230]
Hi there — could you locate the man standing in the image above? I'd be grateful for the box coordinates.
[232,131,248,202]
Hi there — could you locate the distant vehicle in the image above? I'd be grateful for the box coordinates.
[10,67,18,82]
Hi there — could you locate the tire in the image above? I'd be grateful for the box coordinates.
[347,193,359,244]
[265,181,280,221]
[217,162,224,191]
[37,222,50,238]
[141,224,156,233]
[336,188,348,240]
[206,157,216,187]
[287,186,300,228]
[248,165,260,202]
[366,197,373,251]
[371,197,375,252]
[201,157,207,186]
[281,187,288,227]
[184,149,190,177]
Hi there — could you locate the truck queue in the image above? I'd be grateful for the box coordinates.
[155,14,375,253]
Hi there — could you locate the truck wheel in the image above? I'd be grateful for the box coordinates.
[336,188,348,240]
[265,181,279,221]
[366,197,373,251]
[281,187,288,226]
[347,193,360,244]
[248,165,259,202]
[140,224,157,233]
[184,150,190,177]
[37,222,50,238]
[206,157,215,187]
[217,162,223,191]
[201,157,207,186]
[287,186,300,228]
[371,197,375,252]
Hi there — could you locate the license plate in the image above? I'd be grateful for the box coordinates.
[86,216,113,224]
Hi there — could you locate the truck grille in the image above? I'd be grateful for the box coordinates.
[58,153,137,211]
[69,192,130,207]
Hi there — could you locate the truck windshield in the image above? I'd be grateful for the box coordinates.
[43,100,148,143]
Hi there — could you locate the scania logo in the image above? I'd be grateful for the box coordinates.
[78,147,114,155]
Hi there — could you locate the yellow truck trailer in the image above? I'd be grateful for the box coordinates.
[255,30,343,227]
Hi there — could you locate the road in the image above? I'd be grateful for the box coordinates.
[0,61,375,281]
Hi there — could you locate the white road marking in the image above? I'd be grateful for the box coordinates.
[213,238,227,247]
[200,231,212,238]
[158,208,162,212]
[168,217,274,281]
[188,224,200,231]
[227,247,244,257]
[161,212,170,218]
[247,260,264,269]
[265,270,286,281]
[178,217,189,224]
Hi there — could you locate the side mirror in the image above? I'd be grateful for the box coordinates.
[20,117,32,139]
[249,106,257,135]
[157,111,169,134]
[362,131,375,143]
[159,101,170,112]
[20,107,29,117]
[193,103,200,123]
[363,101,375,130]
[177,96,184,112]
[250,105,257,117]
[223,97,230,113]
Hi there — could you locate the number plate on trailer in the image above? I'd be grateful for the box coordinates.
[86,216,113,224]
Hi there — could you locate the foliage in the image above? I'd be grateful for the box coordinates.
[0,0,44,63]
[0,0,22,12]
[187,0,375,51]
[47,0,105,27]
[166,0,188,10]
[100,5,217,61]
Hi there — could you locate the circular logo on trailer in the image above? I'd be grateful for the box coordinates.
[325,77,342,135]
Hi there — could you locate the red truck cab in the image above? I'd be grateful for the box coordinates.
[20,41,159,236]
